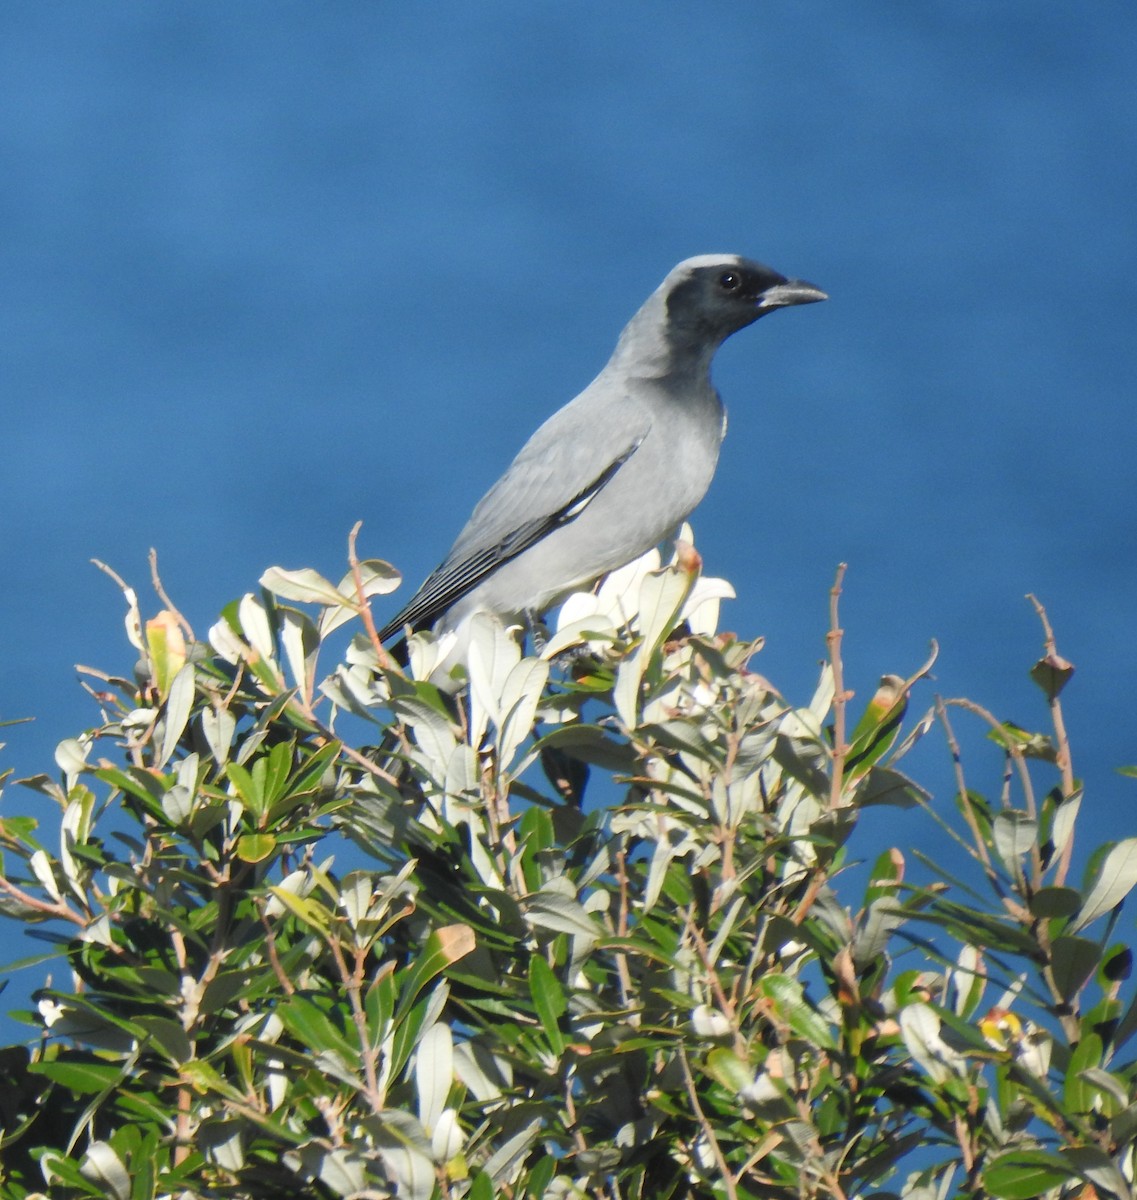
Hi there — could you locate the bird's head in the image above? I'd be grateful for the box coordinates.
[661,254,828,343]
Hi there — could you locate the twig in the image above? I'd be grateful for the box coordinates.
[0,876,87,926]
[677,1045,739,1200]
[612,843,635,1019]
[943,697,1044,897]
[256,900,297,995]
[944,698,1038,819]
[826,563,850,810]
[149,548,195,641]
[1026,594,1077,885]
[348,522,397,671]
[933,696,993,872]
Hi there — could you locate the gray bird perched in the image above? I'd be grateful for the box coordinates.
[378,254,826,671]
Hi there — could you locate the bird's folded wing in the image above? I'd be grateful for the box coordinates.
[377,410,648,641]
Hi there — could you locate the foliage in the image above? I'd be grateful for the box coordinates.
[1,528,1135,1200]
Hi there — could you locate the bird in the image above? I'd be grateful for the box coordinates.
[377,254,826,675]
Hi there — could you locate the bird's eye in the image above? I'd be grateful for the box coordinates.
[718,271,741,292]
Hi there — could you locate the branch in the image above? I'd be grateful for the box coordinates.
[348,522,398,673]
[826,563,850,809]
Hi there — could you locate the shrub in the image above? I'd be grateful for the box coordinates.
[0,529,1133,1200]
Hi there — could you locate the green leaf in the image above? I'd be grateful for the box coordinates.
[80,1141,131,1200]
[1079,1066,1129,1114]
[1050,934,1100,1001]
[469,1171,494,1200]
[267,885,332,932]
[279,606,319,696]
[532,723,638,773]
[1028,886,1081,919]
[854,765,927,808]
[988,721,1057,762]
[1061,1144,1131,1198]
[760,975,836,1050]
[396,924,477,1021]
[145,611,187,700]
[372,1110,436,1200]
[704,1046,754,1093]
[1069,837,1137,933]
[415,1021,453,1133]
[854,898,906,971]
[614,565,693,727]
[225,760,264,818]
[982,1149,1074,1198]
[158,662,195,768]
[29,1059,124,1093]
[864,847,904,906]
[321,559,402,637]
[992,810,1036,877]
[135,1015,194,1063]
[284,739,341,799]
[845,673,908,776]
[497,657,550,771]
[1064,1030,1104,1113]
[524,888,601,941]
[236,832,278,863]
[528,955,566,1057]
[1102,944,1133,983]
[276,996,360,1063]
[259,565,354,608]
[524,1155,558,1198]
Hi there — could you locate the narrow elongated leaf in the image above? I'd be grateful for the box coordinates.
[280,606,319,695]
[982,1150,1074,1198]
[1050,934,1100,1001]
[846,674,908,776]
[145,610,187,699]
[614,565,693,728]
[158,662,195,768]
[1065,1031,1104,1114]
[1069,838,1137,933]
[396,925,476,1020]
[135,1015,194,1064]
[276,996,360,1062]
[260,566,353,608]
[80,1141,131,1200]
[416,1021,453,1132]
[483,1116,542,1184]
[238,592,277,664]
[469,1171,494,1200]
[855,765,927,808]
[523,889,601,940]
[467,612,520,748]
[1050,789,1081,861]
[854,898,906,970]
[992,810,1036,878]
[498,657,549,771]
[200,705,236,765]
[267,887,332,932]
[321,559,403,636]
[528,956,566,1057]
[705,1046,754,1093]
[29,1060,124,1093]
[1062,1144,1132,1198]
[761,975,836,1050]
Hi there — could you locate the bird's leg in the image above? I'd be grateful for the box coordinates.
[523,608,549,654]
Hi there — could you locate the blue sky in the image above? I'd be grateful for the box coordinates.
[2,4,1135,976]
